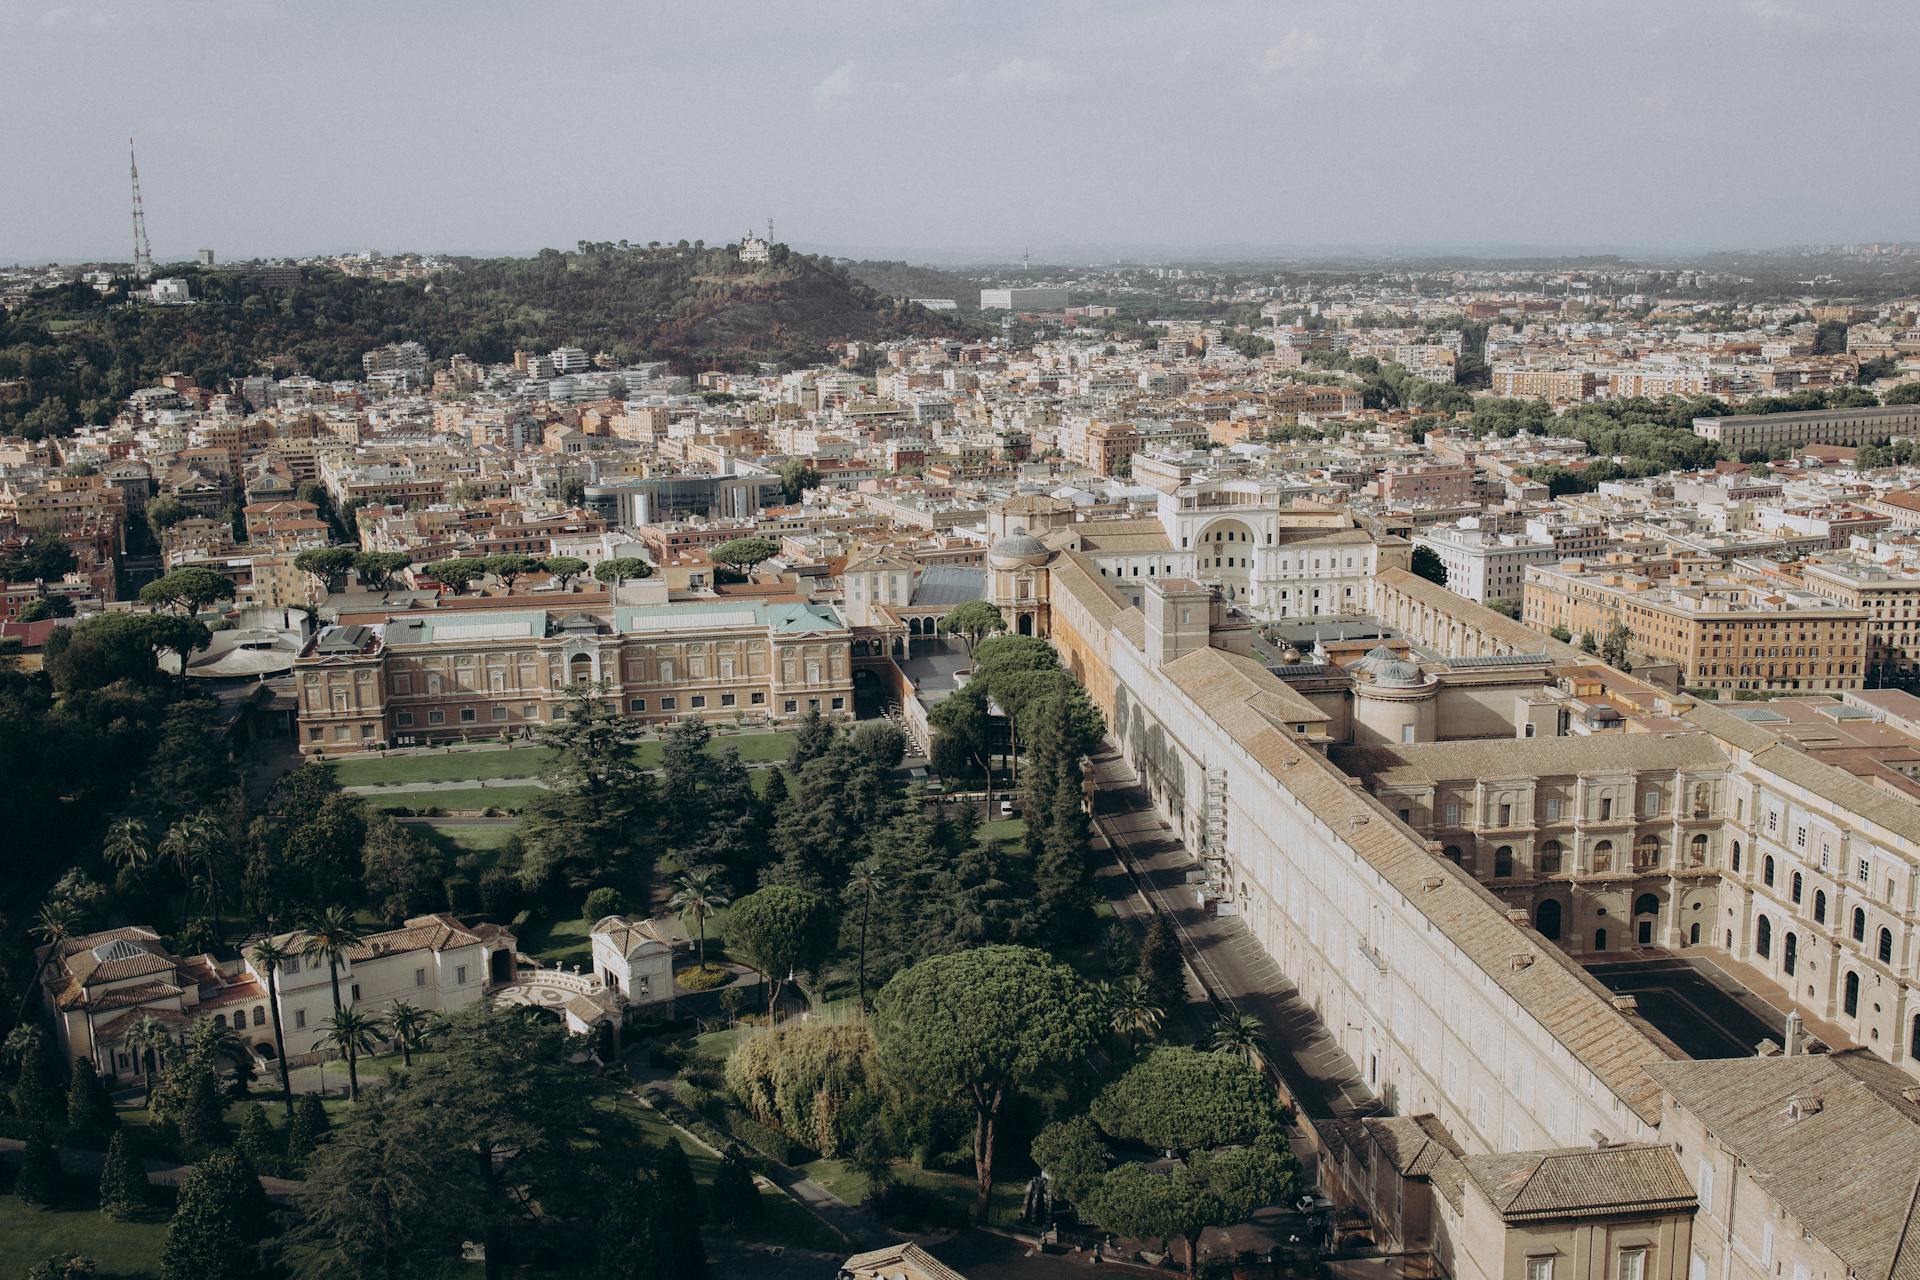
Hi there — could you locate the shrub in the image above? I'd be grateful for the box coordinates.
[583,886,622,922]
[444,875,478,915]
[480,868,523,917]
[724,1020,878,1159]
[26,1255,96,1280]
[676,963,731,992]
[718,1107,809,1166]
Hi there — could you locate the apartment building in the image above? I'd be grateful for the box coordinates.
[1749,555,1920,682]
[293,598,854,754]
[1415,523,1560,604]
[1523,562,1869,691]
[1490,366,1597,401]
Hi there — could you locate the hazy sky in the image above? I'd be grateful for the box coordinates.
[5,0,1918,263]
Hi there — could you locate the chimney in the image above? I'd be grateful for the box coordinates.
[1784,1011,1806,1056]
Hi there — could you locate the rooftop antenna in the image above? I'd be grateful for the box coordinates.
[1023,245,1030,273]
[767,216,775,244]
[129,137,153,279]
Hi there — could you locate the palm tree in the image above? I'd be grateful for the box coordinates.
[247,934,297,1117]
[1102,976,1164,1051]
[125,1013,171,1102]
[843,858,886,1011]
[384,999,428,1068]
[319,1007,385,1102]
[12,899,79,1025]
[102,818,152,879]
[301,906,364,1014]
[159,811,227,940]
[668,864,731,973]
[1208,1011,1267,1066]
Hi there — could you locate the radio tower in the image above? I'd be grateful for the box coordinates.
[129,138,153,280]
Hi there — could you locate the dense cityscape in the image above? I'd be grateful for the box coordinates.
[9,5,1920,1280]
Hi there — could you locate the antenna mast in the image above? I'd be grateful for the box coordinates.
[129,138,153,279]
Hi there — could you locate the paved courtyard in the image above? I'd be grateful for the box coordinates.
[1584,956,1785,1059]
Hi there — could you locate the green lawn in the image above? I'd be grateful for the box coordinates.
[0,1192,169,1279]
[798,1153,1023,1228]
[418,822,520,854]
[329,730,797,787]
[367,784,548,814]
[975,816,1025,847]
[610,1096,842,1251]
[521,913,594,967]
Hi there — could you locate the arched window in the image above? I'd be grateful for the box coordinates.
[253,1006,266,1027]
[1443,846,1463,865]
[212,1013,227,1029]
[1635,893,1661,917]
[1494,846,1514,878]
[1881,928,1895,966]
[1535,899,1563,940]
[1690,834,1710,867]
[1784,931,1798,976]
[1791,873,1803,904]
[1763,856,1775,887]
[1855,908,1868,942]
[1593,840,1614,873]
[1637,835,1662,868]
[1814,891,1827,925]
[1539,840,1563,875]
[1845,971,1860,1017]
[1912,1016,1920,1061]
[1757,916,1773,958]
[1731,839,1742,872]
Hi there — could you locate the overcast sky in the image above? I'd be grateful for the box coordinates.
[4,0,1918,264]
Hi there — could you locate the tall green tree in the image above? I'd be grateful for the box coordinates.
[160,1149,271,1280]
[302,905,365,1014]
[247,935,298,1116]
[729,885,836,1022]
[710,536,780,578]
[1410,545,1449,587]
[286,1088,456,1280]
[321,1006,386,1101]
[874,945,1104,1220]
[517,684,656,893]
[669,864,731,972]
[939,600,1008,654]
[97,1130,150,1220]
[65,1056,116,1141]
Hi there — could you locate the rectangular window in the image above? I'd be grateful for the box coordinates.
[690,695,706,709]
[295,1009,307,1030]
[784,699,797,713]
[629,698,647,712]
[350,983,361,1003]
[721,693,736,707]
[1600,797,1613,820]
[1443,802,1459,826]
[460,708,477,723]
[751,691,765,705]
[1761,1224,1774,1269]
[660,696,677,711]
[1499,802,1513,826]
[396,711,414,727]
[492,705,508,721]
[456,965,468,984]
[831,697,845,711]
[1697,1159,1714,1212]
[414,968,426,987]
[428,710,445,725]
[1644,790,1660,816]
[1618,1250,1646,1280]
[1543,796,1561,821]
[1860,859,1872,884]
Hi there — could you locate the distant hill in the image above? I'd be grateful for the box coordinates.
[844,259,983,309]
[0,244,977,436]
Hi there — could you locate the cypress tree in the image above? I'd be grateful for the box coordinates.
[284,1095,319,1170]
[1137,914,1187,1011]
[595,1175,659,1280]
[709,1144,758,1232]
[64,1057,116,1142]
[235,1103,281,1176]
[98,1130,150,1220]
[175,1065,225,1149]
[296,1090,330,1136]
[14,1127,60,1207]
[652,1140,706,1278]
[160,1149,268,1280]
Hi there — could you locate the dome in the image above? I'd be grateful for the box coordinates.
[989,526,1050,566]
[1362,644,1399,664]
[1375,660,1427,688]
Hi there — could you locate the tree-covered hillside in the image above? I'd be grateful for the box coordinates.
[844,259,983,309]
[0,243,977,437]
